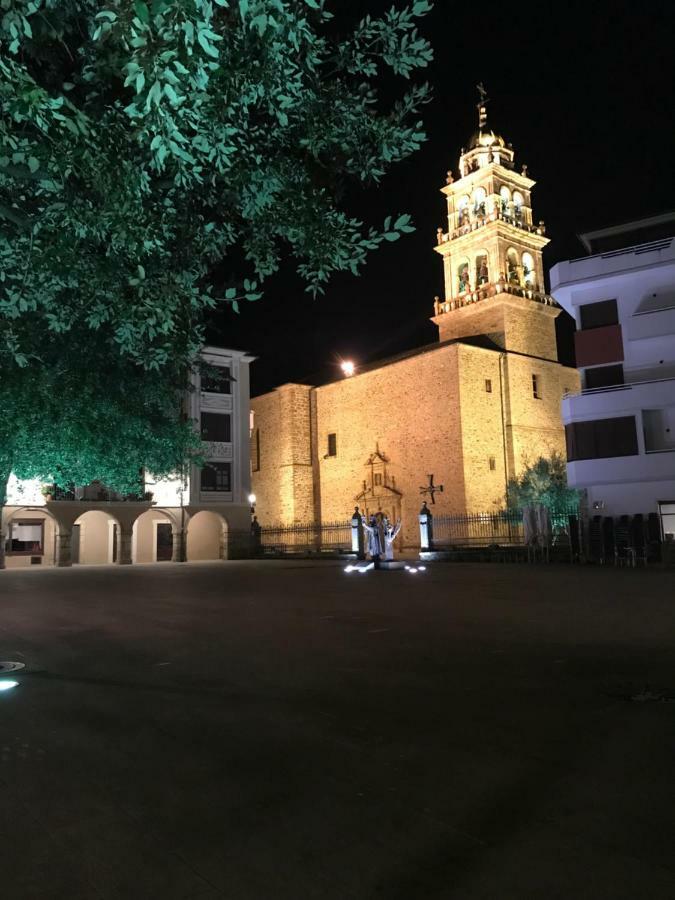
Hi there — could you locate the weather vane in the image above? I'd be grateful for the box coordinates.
[476,82,488,129]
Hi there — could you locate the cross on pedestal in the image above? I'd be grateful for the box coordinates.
[419,474,444,504]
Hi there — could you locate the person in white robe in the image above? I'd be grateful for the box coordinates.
[361,515,384,568]
[383,518,402,561]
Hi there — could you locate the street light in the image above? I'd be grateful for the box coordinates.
[248,493,256,517]
[340,360,355,377]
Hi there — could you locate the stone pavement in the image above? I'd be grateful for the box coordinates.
[1,561,675,899]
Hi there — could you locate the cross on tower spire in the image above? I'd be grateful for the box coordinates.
[476,82,488,129]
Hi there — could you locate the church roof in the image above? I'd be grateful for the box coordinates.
[318,334,504,387]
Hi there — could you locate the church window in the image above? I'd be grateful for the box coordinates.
[475,252,489,286]
[485,378,492,393]
[457,195,470,227]
[457,259,470,294]
[374,473,383,487]
[473,187,487,217]
[251,428,260,472]
[327,433,337,457]
[513,191,524,210]
[522,252,535,286]
[532,374,541,399]
[506,248,519,284]
[488,456,496,471]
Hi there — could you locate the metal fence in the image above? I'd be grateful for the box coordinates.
[429,505,580,549]
[258,520,352,556]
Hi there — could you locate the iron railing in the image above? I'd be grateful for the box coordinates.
[429,505,580,549]
[258,520,352,555]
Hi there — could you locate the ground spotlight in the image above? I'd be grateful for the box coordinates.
[0,680,19,692]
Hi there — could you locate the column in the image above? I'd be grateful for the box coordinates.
[55,528,73,567]
[116,524,133,565]
[171,528,186,562]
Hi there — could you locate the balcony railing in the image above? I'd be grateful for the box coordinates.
[434,281,556,316]
[564,375,675,399]
[437,210,546,245]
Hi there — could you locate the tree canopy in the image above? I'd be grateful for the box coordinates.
[506,453,580,514]
[1,0,433,371]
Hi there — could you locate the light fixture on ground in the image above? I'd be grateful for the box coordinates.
[0,680,19,692]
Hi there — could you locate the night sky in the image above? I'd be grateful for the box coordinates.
[207,0,675,396]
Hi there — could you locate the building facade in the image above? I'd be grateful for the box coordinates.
[550,214,675,538]
[1,346,254,568]
[251,99,580,548]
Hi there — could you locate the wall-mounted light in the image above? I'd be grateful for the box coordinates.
[340,360,356,377]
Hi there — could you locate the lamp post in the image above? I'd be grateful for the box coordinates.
[248,493,256,518]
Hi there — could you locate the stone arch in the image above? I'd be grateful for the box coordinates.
[522,251,536,286]
[474,248,489,286]
[506,247,520,284]
[72,509,122,565]
[132,507,182,563]
[457,194,470,227]
[456,257,471,294]
[186,510,229,561]
[2,506,60,567]
[472,186,487,217]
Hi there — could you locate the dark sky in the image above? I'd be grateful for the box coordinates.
[207,0,675,396]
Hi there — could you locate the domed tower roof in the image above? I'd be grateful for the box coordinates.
[458,85,515,176]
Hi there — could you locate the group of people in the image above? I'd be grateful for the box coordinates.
[361,512,402,569]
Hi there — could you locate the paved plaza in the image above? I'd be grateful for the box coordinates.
[1,561,675,899]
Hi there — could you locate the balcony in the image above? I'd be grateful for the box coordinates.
[434,281,556,316]
[574,323,624,367]
[563,376,675,421]
[437,209,546,245]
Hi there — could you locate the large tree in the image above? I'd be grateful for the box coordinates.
[0,331,200,567]
[1,0,433,371]
[506,453,580,515]
[0,1,433,565]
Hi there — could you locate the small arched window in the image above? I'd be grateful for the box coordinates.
[506,248,519,284]
[457,195,470,226]
[475,251,489,286]
[499,185,511,214]
[457,259,470,294]
[513,192,524,219]
[522,252,535,286]
[473,187,487,217]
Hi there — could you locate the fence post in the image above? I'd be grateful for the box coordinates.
[351,507,365,559]
[419,501,433,552]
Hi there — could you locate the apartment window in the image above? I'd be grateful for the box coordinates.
[8,520,44,555]
[488,456,496,471]
[532,374,541,399]
[327,433,337,457]
[201,364,232,394]
[565,416,638,461]
[374,473,383,486]
[251,428,260,472]
[200,412,231,443]
[584,364,624,390]
[485,378,492,393]
[200,462,232,492]
[579,299,618,330]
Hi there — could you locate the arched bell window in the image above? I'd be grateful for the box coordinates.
[513,192,524,220]
[473,187,487,218]
[522,252,535,286]
[457,259,470,294]
[506,248,519,284]
[457,195,470,227]
[475,251,489,286]
[499,185,511,214]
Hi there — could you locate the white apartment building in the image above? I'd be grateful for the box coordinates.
[1,346,255,568]
[550,214,675,540]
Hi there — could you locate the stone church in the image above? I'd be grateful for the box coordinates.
[251,97,580,548]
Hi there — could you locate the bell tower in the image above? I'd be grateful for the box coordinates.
[432,86,561,361]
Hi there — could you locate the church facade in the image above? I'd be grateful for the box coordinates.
[251,99,580,549]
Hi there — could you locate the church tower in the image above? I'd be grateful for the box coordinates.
[432,87,560,361]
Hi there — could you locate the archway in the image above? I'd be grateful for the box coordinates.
[457,258,470,294]
[72,510,121,565]
[522,251,535,286]
[2,507,58,568]
[132,508,179,563]
[186,510,228,562]
[506,247,520,284]
[475,249,489,286]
